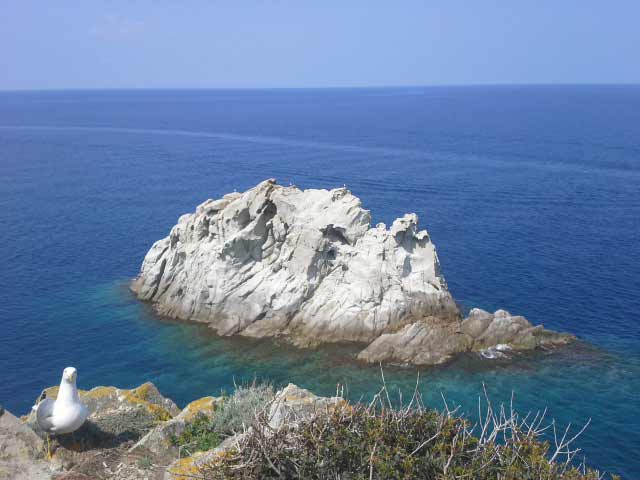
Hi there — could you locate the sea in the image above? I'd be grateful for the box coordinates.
[0,86,638,477]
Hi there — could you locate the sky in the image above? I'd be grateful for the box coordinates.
[1,1,639,90]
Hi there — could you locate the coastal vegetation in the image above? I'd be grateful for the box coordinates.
[2,377,620,479]
[171,380,611,480]
[172,382,274,456]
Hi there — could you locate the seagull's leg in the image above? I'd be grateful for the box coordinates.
[46,433,52,460]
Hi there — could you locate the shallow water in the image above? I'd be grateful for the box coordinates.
[1,87,639,477]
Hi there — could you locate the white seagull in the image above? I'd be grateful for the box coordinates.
[33,367,89,456]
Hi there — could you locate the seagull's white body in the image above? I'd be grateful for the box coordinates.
[33,367,89,434]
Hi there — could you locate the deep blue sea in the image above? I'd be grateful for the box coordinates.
[1,86,638,477]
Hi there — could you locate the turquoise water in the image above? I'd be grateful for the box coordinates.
[1,87,639,477]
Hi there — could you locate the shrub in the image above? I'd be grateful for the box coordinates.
[212,382,274,436]
[173,413,222,454]
[137,456,153,470]
[172,382,274,455]
[197,383,615,480]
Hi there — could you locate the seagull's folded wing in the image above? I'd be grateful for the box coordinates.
[35,398,56,431]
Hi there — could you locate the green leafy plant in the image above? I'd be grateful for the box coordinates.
[136,456,153,470]
[171,381,274,455]
[172,413,222,454]
[211,382,274,436]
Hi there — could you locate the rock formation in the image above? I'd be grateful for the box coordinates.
[0,407,51,480]
[5,381,342,480]
[358,308,574,365]
[132,179,572,365]
[25,382,181,444]
[12,382,218,480]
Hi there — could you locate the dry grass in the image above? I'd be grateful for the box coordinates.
[181,375,618,480]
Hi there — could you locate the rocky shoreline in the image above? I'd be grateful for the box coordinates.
[131,179,573,365]
[0,381,342,480]
[0,377,606,480]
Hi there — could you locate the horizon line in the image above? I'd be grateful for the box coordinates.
[2,81,640,94]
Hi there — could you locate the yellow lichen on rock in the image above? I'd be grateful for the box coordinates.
[166,453,205,479]
[84,385,116,400]
[42,386,61,399]
[129,382,154,400]
[121,385,173,421]
[30,382,176,425]
[166,448,232,479]
[44,385,117,402]
[180,396,219,421]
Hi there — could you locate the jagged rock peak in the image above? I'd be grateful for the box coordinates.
[131,179,461,346]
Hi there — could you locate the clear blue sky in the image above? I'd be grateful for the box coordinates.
[2,1,639,90]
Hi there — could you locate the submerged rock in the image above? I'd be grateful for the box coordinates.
[357,316,472,365]
[132,179,573,365]
[358,309,574,365]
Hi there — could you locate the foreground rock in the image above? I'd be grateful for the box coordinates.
[0,407,51,480]
[25,382,180,450]
[18,382,193,480]
[3,383,347,480]
[266,383,344,430]
[132,179,573,365]
[7,383,343,480]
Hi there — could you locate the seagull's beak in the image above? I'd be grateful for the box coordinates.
[63,368,78,382]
